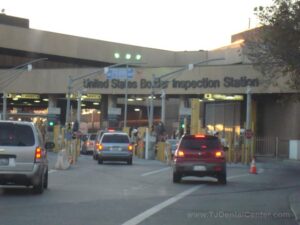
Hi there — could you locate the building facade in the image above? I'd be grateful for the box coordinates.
[0,14,299,157]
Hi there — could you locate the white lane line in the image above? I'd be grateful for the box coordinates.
[48,169,57,174]
[141,167,171,177]
[227,173,251,180]
[257,168,264,174]
[122,173,251,225]
[290,205,299,222]
[121,185,203,225]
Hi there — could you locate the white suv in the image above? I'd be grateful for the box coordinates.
[0,121,53,194]
[95,131,133,165]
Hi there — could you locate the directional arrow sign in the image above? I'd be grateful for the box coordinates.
[105,68,135,80]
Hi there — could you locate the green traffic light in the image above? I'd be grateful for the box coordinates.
[49,121,54,126]
[181,123,185,129]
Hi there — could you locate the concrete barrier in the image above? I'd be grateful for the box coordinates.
[55,149,70,170]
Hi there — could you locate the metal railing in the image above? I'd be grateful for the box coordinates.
[254,136,290,159]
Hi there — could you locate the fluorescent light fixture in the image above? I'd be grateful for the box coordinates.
[134,108,140,112]
[93,102,99,105]
[225,96,234,100]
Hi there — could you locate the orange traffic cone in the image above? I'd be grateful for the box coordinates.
[249,158,257,174]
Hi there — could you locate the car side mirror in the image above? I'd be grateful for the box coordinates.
[45,142,55,150]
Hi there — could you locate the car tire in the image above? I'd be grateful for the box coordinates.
[43,169,48,189]
[127,158,133,165]
[98,159,103,164]
[218,172,227,185]
[33,173,44,194]
[93,153,98,160]
[173,172,181,183]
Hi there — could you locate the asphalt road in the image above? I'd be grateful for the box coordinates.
[0,153,299,225]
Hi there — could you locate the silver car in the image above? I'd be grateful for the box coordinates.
[0,121,52,194]
[96,131,133,165]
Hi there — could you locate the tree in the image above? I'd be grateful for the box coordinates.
[244,0,300,91]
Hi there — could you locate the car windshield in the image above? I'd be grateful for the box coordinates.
[0,123,34,146]
[101,134,129,143]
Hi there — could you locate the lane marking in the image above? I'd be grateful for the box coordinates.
[49,169,57,174]
[257,168,264,174]
[227,173,251,180]
[290,205,299,222]
[141,167,171,177]
[122,173,250,225]
[121,185,203,225]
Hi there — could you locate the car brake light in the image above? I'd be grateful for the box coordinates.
[175,150,185,157]
[195,134,205,138]
[215,151,224,158]
[35,147,42,162]
[128,144,133,151]
[97,144,103,151]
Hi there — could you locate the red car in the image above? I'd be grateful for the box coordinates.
[173,134,227,184]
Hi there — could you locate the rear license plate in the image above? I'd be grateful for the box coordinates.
[0,158,9,166]
[193,165,206,171]
[110,147,122,151]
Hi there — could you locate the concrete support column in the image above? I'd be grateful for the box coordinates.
[48,95,57,108]
[108,95,117,109]
[107,95,119,129]
[100,95,108,129]
[191,99,200,135]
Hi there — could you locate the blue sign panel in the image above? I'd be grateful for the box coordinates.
[105,68,135,80]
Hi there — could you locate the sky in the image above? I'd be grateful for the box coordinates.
[1,0,274,51]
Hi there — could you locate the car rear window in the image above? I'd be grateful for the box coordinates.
[0,123,35,146]
[101,134,129,143]
[90,134,97,140]
[180,136,220,151]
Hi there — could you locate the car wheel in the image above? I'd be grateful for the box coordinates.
[173,172,181,183]
[43,169,48,189]
[218,172,227,185]
[98,159,103,164]
[127,158,133,165]
[33,173,44,194]
[93,153,98,160]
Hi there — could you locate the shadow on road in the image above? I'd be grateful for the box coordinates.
[0,187,38,196]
